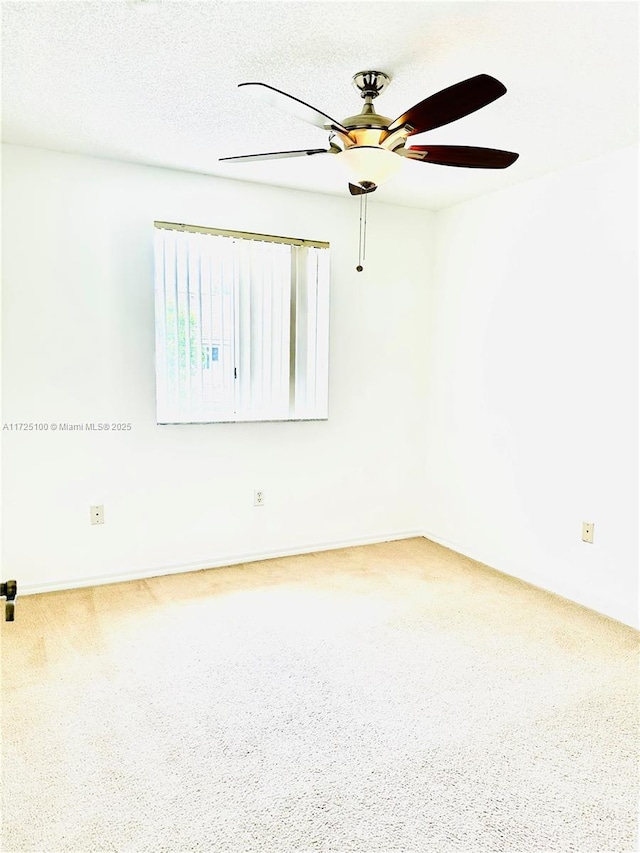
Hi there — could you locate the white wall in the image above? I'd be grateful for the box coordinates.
[422,146,638,627]
[1,144,434,590]
[3,143,637,629]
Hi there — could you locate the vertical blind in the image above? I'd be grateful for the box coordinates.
[154,223,330,423]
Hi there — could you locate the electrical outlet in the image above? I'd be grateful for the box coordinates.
[582,522,594,543]
[254,490,264,507]
[90,505,104,525]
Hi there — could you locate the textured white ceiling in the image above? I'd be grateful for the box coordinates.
[1,1,638,210]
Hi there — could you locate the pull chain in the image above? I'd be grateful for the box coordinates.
[363,192,368,261]
[356,192,369,272]
[357,193,363,271]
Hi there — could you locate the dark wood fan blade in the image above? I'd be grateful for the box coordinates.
[401,145,519,169]
[220,148,331,163]
[239,82,351,135]
[348,182,377,196]
[382,74,507,141]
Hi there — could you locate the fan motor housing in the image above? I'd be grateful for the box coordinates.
[341,106,391,130]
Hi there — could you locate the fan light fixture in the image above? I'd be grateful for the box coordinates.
[336,145,403,187]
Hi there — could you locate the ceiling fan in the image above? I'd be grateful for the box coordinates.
[220,71,519,196]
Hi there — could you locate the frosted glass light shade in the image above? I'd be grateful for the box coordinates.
[336,146,403,187]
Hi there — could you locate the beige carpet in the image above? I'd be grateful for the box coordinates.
[1,537,638,853]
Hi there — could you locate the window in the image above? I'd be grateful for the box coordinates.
[154,222,330,423]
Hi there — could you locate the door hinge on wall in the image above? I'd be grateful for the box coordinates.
[1,580,17,622]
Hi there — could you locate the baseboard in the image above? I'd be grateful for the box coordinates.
[421,529,638,630]
[18,530,425,596]
[18,529,636,629]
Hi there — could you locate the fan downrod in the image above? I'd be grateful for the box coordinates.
[352,71,391,100]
